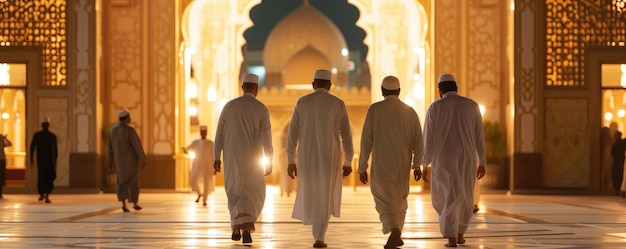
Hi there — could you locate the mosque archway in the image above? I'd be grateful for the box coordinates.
[181,0,431,186]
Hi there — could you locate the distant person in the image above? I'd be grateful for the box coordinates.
[422,74,486,247]
[610,131,626,196]
[106,109,146,212]
[286,69,354,248]
[183,125,215,206]
[29,117,58,204]
[213,73,273,244]
[0,133,12,199]
[358,76,423,249]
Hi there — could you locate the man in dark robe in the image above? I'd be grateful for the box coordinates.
[29,117,58,203]
[106,109,146,212]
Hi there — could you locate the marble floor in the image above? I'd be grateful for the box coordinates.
[1,186,626,248]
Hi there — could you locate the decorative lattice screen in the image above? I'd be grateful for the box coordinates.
[0,0,67,87]
[546,0,626,87]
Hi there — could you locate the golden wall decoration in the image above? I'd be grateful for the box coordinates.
[546,0,626,87]
[0,0,67,87]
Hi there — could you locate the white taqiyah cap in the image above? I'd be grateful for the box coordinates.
[313,69,331,81]
[40,116,50,124]
[118,109,130,118]
[242,73,259,84]
[438,74,456,83]
[199,125,207,131]
[381,76,400,90]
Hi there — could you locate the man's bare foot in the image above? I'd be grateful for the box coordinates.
[133,204,142,210]
[457,233,465,244]
[445,237,457,247]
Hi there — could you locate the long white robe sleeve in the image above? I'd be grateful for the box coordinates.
[422,92,486,238]
[213,93,273,230]
[286,88,354,225]
[358,95,423,234]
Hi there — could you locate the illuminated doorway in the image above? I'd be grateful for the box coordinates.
[600,64,626,194]
[0,63,27,183]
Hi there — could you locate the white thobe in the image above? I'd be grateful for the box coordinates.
[422,92,486,238]
[286,88,354,226]
[358,95,423,234]
[214,92,273,230]
[185,138,215,202]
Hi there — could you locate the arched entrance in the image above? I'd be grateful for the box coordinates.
[180,0,430,185]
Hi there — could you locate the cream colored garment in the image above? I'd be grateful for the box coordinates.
[185,138,215,201]
[286,88,354,225]
[214,92,273,230]
[358,95,423,234]
[422,92,486,238]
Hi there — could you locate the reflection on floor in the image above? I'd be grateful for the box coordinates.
[1,186,626,248]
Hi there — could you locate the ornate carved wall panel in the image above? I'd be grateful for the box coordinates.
[148,0,176,155]
[67,0,97,152]
[544,98,588,187]
[38,98,69,186]
[103,0,145,145]
[0,0,67,87]
[515,0,541,153]
[546,0,626,87]
[467,0,504,122]
[434,0,461,78]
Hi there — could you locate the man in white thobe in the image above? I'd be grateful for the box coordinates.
[358,76,424,249]
[422,74,486,247]
[286,69,354,248]
[213,73,273,244]
[106,109,146,213]
[183,125,214,206]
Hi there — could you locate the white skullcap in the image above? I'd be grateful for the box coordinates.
[381,76,400,90]
[438,74,456,83]
[199,125,207,131]
[313,69,331,81]
[242,73,259,84]
[40,116,50,124]
[118,109,130,118]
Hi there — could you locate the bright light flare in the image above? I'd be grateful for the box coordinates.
[479,104,486,116]
[260,156,270,168]
[187,151,196,159]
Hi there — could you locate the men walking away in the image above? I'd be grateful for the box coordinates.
[358,76,424,249]
[286,69,354,248]
[183,125,215,206]
[213,73,273,244]
[106,109,146,212]
[422,74,486,247]
[29,117,58,203]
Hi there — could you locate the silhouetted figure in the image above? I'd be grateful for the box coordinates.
[611,131,626,196]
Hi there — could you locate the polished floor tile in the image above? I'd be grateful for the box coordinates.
[1,186,626,248]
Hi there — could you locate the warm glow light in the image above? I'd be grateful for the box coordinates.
[413,83,424,100]
[1,113,8,120]
[188,105,198,116]
[619,109,626,118]
[206,86,217,102]
[0,63,9,86]
[331,67,337,74]
[621,64,626,88]
[187,80,198,99]
[605,112,613,121]
[404,98,414,107]
[479,104,486,116]
[284,84,313,90]
[260,156,270,168]
[341,48,348,56]
[188,151,196,159]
